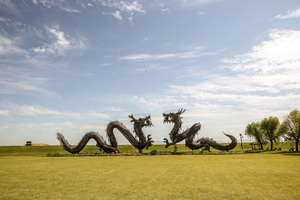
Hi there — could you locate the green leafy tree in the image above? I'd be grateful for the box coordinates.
[279,109,300,152]
[260,116,281,150]
[245,122,266,149]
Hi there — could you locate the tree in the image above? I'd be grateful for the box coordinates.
[245,122,266,150]
[279,109,300,152]
[260,116,281,150]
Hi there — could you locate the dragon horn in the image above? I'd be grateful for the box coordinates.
[177,108,186,114]
[128,114,136,122]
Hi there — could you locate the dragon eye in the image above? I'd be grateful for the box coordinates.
[146,120,150,124]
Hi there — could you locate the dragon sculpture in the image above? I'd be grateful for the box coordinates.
[163,108,201,148]
[57,114,154,154]
[185,131,237,151]
[163,108,237,151]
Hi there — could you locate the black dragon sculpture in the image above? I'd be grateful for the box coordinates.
[185,131,237,151]
[163,108,201,148]
[163,108,237,151]
[57,114,154,154]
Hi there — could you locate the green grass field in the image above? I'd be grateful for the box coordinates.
[0,144,299,199]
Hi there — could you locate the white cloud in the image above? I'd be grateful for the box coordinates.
[222,29,300,93]
[161,7,171,14]
[223,29,300,73]
[163,29,300,117]
[32,25,70,53]
[131,28,300,140]
[198,11,206,15]
[0,110,9,116]
[32,25,86,54]
[142,37,154,42]
[0,0,20,15]
[104,10,123,21]
[32,0,80,13]
[99,0,145,23]
[0,65,58,96]
[0,35,25,55]
[86,112,110,119]
[0,101,111,120]
[104,106,126,112]
[273,8,300,20]
[120,46,218,61]
[87,3,93,7]
[8,103,80,117]
[112,10,123,21]
[166,0,221,7]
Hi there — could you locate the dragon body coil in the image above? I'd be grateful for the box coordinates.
[163,109,237,151]
[57,114,154,153]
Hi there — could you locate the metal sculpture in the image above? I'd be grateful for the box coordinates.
[163,108,237,151]
[163,109,201,148]
[57,114,154,154]
[185,131,237,151]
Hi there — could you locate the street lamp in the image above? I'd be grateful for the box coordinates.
[239,133,243,151]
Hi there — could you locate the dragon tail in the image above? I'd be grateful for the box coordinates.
[57,132,119,154]
[207,132,237,151]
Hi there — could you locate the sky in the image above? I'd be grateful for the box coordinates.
[0,0,300,146]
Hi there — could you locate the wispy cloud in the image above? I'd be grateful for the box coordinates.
[0,0,21,15]
[0,101,80,117]
[156,0,221,8]
[0,110,9,116]
[132,28,300,138]
[161,7,171,14]
[0,101,110,119]
[222,29,300,92]
[99,0,145,24]
[0,34,25,55]
[198,11,206,15]
[120,46,220,61]
[168,29,300,110]
[103,10,123,22]
[32,0,80,13]
[142,36,154,42]
[0,63,59,97]
[32,25,86,54]
[272,8,300,20]
[86,112,110,119]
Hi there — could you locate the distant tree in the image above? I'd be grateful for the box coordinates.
[245,122,266,150]
[260,116,281,150]
[279,109,300,152]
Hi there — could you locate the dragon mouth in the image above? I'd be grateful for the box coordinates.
[144,123,153,128]
[163,115,174,124]
[163,119,174,124]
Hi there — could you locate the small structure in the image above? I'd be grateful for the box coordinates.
[26,141,32,146]
[25,141,48,146]
[249,141,259,150]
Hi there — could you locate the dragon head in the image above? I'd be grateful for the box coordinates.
[163,108,185,128]
[128,114,153,128]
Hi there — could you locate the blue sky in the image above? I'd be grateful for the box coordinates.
[1,0,300,146]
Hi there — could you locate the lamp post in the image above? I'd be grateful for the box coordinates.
[239,133,243,151]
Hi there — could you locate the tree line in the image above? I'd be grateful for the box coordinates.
[245,108,300,151]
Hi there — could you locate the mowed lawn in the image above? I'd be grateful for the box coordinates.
[1,152,299,200]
